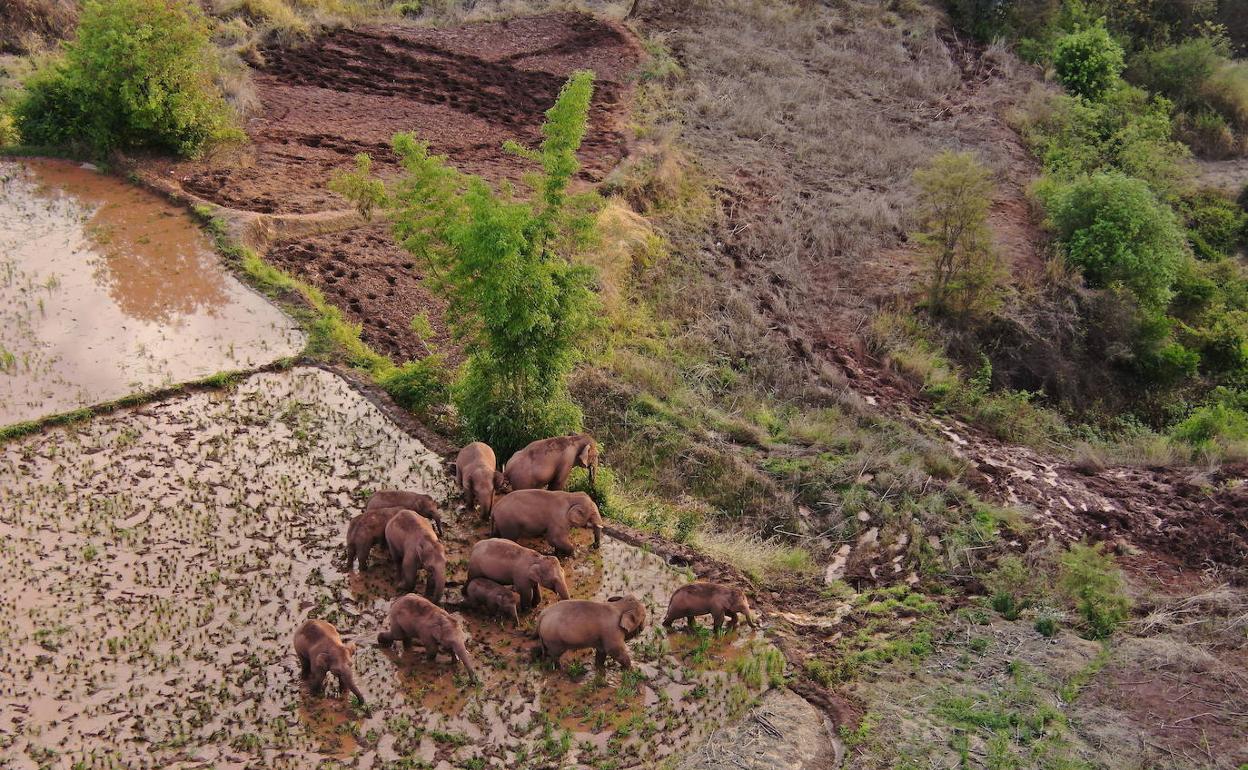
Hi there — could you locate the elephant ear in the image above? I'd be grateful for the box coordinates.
[314,651,333,672]
[577,442,593,466]
[568,503,589,526]
[618,602,646,636]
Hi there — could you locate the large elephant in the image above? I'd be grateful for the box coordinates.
[455,442,508,520]
[533,595,647,670]
[467,538,569,612]
[377,594,478,682]
[662,582,758,633]
[367,490,443,537]
[385,510,447,604]
[503,434,599,491]
[490,489,603,556]
[345,507,400,571]
[293,619,366,703]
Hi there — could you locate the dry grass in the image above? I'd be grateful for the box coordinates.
[0,0,76,54]
[690,527,815,582]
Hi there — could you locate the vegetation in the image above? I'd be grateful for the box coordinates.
[1053,22,1125,100]
[334,72,601,457]
[1058,542,1132,639]
[13,0,240,157]
[912,150,1001,316]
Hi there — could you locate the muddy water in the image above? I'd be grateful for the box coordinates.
[0,158,303,425]
[0,367,773,769]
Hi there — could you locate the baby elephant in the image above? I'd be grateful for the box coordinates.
[293,619,366,703]
[534,595,647,670]
[490,489,603,556]
[455,442,508,520]
[345,507,401,571]
[367,490,444,537]
[467,538,570,612]
[663,582,757,633]
[464,577,520,625]
[378,594,478,682]
[386,510,447,604]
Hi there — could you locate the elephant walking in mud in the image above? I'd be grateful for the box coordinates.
[385,509,447,604]
[662,582,757,633]
[467,538,570,612]
[378,594,478,682]
[293,619,366,703]
[533,595,647,671]
[503,433,599,491]
[490,489,603,556]
[455,442,509,520]
[367,489,444,537]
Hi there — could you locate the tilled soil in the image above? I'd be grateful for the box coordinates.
[162,12,640,215]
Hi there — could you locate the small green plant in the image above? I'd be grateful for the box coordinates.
[14,0,240,157]
[377,357,450,417]
[0,112,19,146]
[1053,22,1125,100]
[1057,542,1132,639]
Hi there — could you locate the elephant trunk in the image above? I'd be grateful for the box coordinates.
[453,641,478,683]
[552,576,570,601]
[428,568,446,606]
[338,669,366,704]
[589,462,597,488]
[743,609,758,628]
[591,520,602,549]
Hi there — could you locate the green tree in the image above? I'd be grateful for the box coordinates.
[14,0,239,157]
[1053,22,1126,100]
[1058,542,1131,639]
[334,72,601,456]
[1043,172,1187,308]
[913,150,1001,316]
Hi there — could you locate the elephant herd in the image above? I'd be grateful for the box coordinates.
[294,433,758,705]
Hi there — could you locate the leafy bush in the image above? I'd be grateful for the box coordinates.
[1170,390,1248,449]
[1042,172,1188,308]
[1053,23,1125,100]
[1126,36,1227,112]
[377,357,450,417]
[1203,61,1248,132]
[334,72,601,457]
[0,112,17,145]
[913,150,1002,316]
[1057,542,1131,639]
[13,0,239,157]
[1182,189,1247,260]
[1177,109,1241,159]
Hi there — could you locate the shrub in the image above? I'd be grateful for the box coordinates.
[1182,189,1248,260]
[1177,110,1240,159]
[1053,23,1125,101]
[1170,390,1248,449]
[0,112,17,145]
[1042,172,1188,308]
[13,0,239,157]
[377,357,450,417]
[334,72,601,457]
[913,150,1002,316]
[1202,61,1248,131]
[1125,36,1227,113]
[1057,542,1131,639]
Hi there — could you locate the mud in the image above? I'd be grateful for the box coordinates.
[153,12,640,216]
[0,366,775,769]
[0,159,303,426]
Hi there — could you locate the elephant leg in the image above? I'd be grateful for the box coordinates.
[356,544,369,571]
[726,612,740,630]
[686,614,698,630]
[418,631,438,660]
[308,667,328,694]
[712,609,725,633]
[345,545,356,572]
[550,532,575,558]
[605,641,632,670]
[595,647,607,669]
[662,609,677,629]
[400,551,420,592]
[298,651,311,677]
[551,467,571,491]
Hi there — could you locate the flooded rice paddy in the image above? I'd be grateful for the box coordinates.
[0,367,775,769]
[0,159,303,426]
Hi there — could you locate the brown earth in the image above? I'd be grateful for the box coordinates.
[142,11,641,364]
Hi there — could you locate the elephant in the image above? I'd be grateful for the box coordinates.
[455,442,508,520]
[463,577,520,625]
[345,507,401,571]
[503,433,599,491]
[293,619,366,703]
[377,594,478,682]
[385,509,447,604]
[367,490,443,537]
[490,489,603,556]
[662,582,758,633]
[467,538,570,612]
[533,595,647,670]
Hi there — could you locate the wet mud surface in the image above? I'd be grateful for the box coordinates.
[0,367,773,769]
[0,159,303,425]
